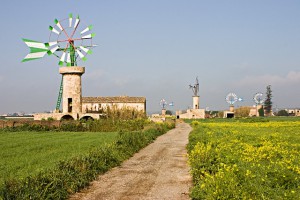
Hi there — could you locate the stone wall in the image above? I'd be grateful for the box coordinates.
[178,109,205,119]
[0,120,61,129]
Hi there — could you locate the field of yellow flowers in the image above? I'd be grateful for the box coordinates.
[188,119,300,199]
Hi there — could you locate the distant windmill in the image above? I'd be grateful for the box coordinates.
[160,99,168,110]
[189,77,200,109]
[253,92,264,105]
[253,92,264,116]
[189,77,199,96]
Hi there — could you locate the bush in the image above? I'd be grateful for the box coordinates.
[277,109,289,116]
[234,107,251,117]
[0,119,149,133]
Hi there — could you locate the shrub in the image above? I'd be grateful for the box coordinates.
[277,109,289,116]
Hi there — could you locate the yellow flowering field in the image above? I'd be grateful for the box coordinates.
[188,119,300,199]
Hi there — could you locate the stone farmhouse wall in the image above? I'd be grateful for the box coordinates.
[82,96,146,113]
[0,120,61,129]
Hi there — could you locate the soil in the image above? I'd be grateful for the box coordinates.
[69,122,192,200]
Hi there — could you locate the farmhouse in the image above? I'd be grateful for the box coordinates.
[82,96,146,113]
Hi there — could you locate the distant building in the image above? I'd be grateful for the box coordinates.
[287,108,300,116]
[82,96,146,113]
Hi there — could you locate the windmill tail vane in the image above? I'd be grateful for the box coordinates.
[22,38,49,62]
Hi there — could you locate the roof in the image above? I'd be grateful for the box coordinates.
[82,96,146,103]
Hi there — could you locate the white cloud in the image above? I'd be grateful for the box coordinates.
[237,71,300,87]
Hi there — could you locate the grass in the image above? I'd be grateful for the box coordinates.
[188,118,300,199]
[0,120,175,199]
[0,131,117,184]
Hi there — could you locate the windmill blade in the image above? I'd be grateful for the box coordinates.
[47,46,59,55]
[22,38,48,62]
[58,52,66,66]
[80,25,93,34]
[82,33,95,39]
[76,49,87,61]
[74,15,80,29]
[49,26,60,35]
[69,13,73,27]
[45,41,58,47]
[54,19,63,31]
[79,46,92,54]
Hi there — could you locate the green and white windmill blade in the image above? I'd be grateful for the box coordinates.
[22,38,48,62]
[80,25,93,34]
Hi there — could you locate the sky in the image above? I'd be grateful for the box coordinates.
[1,0,300,114]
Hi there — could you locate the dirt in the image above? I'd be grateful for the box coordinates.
[69,122,192,200]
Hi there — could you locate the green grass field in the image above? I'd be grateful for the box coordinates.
[0,131,117,184]
[188,118,300,199]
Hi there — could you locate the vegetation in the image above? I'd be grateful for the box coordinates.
[0,120,175,199]
[165,110,173,115]
[0,131,118,184]
[234,106,251,117]
[264,85,273,116]
[277,109,289,116]
[100,106,146,119]
[188,119,300,199]
[258,105,265,117]
[0,119,146,133]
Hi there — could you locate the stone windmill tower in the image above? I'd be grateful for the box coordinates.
[59,67,85,115]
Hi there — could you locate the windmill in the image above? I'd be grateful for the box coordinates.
[253,92,264,116]
[189,77,200,109]
[253,92,264,105]
[22,14,96,112]
[225,93,238,105]
[189,77,199,96]
[225,92,238,112]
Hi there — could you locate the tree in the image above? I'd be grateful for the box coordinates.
[258,106,264,117]
[264,85,272,116]
[166,110,173,115]
[235,107,251,117]
[277,109,289,116]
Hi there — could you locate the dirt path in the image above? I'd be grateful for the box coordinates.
[70,122,192,200]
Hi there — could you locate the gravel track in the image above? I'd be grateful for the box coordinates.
[70,122,192,200]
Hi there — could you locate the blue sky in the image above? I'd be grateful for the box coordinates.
[1,0,300,114]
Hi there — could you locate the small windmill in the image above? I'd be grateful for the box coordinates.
[253,92,264,116]
[225,93,238,105]
[225,92,238,112]
[160,99,168,110]
[189,77,199,96]
[253,92,264,105]
[22,14,96,111]
[189,77,200,109]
